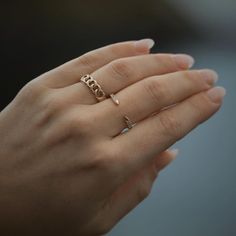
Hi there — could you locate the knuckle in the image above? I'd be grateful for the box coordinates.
[188,97,202,112]
[43,110,93,145]
[109,42,133,56]
[177,70,211,91]
[187,94,208,119]
[144,78,166,105]
[109,59,133,79]
[158,112,183,140]
[66,112,93,137]
[96,154,117,175]
[155,54,174,68]
[181,70,200,82]
[62,107,101,138]
[50,118,87,142]
[109,43,123,55]
[17,80,45,102]
[181,70,194,80]
[76,53,95,71]
[91,146,120,177]
[45,95,65,114]
[193,70,213,88]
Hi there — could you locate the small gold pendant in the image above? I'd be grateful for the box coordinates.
[110,94,120,105]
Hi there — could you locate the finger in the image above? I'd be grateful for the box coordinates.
[62,53,194,104]
[155,149,179,172]
[99,69,218,136]
[104,149,178,227]
[111,86,225,185]
[38,39,155,88]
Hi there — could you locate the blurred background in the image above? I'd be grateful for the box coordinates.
[0,0,235,235]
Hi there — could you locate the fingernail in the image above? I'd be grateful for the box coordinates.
[206,86,226,103]
[199,69,219,85]
[172,54,195,69]
[135,38,155,53]
[155,148,179,173]
[168,148,179,158]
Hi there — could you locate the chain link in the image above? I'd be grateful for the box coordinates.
[80,75,106,101]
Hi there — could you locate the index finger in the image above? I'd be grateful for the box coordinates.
[38,39,155,88]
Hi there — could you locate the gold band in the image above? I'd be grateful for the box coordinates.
[124,115,134,130]
[80,74,107,102]
[110,94,120,105]
[109,93,134,131]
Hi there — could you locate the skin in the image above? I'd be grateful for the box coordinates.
[0,40,225,235]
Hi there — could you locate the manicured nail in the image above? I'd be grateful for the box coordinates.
[155,148,179,173]
[135,38,155,53]
[206,86,226,103]
[168,148,179,158]
[172,54,195,69]
[199,69,218,85]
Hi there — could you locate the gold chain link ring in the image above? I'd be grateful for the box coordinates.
[80,74,107,102]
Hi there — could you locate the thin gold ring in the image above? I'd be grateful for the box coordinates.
[80,74,107,102]
[110,94,120,105]
[124,115,134,130]
[109,94,135,131]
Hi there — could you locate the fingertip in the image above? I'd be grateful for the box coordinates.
[134,38,155,54]
[206,86,226,104]
[167,148,179,159]
[155,148,178,172]
[172,54,195,69]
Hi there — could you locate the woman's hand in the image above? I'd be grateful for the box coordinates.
[0,39,225,235]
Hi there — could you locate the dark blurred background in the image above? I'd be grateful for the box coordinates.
[1,1,235,235]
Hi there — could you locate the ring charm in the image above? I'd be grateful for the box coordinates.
[80,74,107,102]
[124,115,134,130]
[110,94,120,105]
[121,115,135,133]
[109,93,135,132]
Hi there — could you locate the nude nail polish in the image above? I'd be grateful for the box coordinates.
[135,38,155,53]
[206,86,226,103]
[200,69,219,85]
[172,54,195,69]
[168,148,179,157]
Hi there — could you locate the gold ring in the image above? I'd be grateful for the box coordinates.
[121,116,135,134]
[124,115,134,130]
[109,94,134,131]
[80,74,107,102]
[110,94,120,105]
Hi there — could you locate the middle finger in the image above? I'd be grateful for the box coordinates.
[97,69,218,136]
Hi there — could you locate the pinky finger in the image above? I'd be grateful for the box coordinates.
[104,149,178,228]
[156,148,179,173]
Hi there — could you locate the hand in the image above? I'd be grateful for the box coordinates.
[0,39,225,235]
